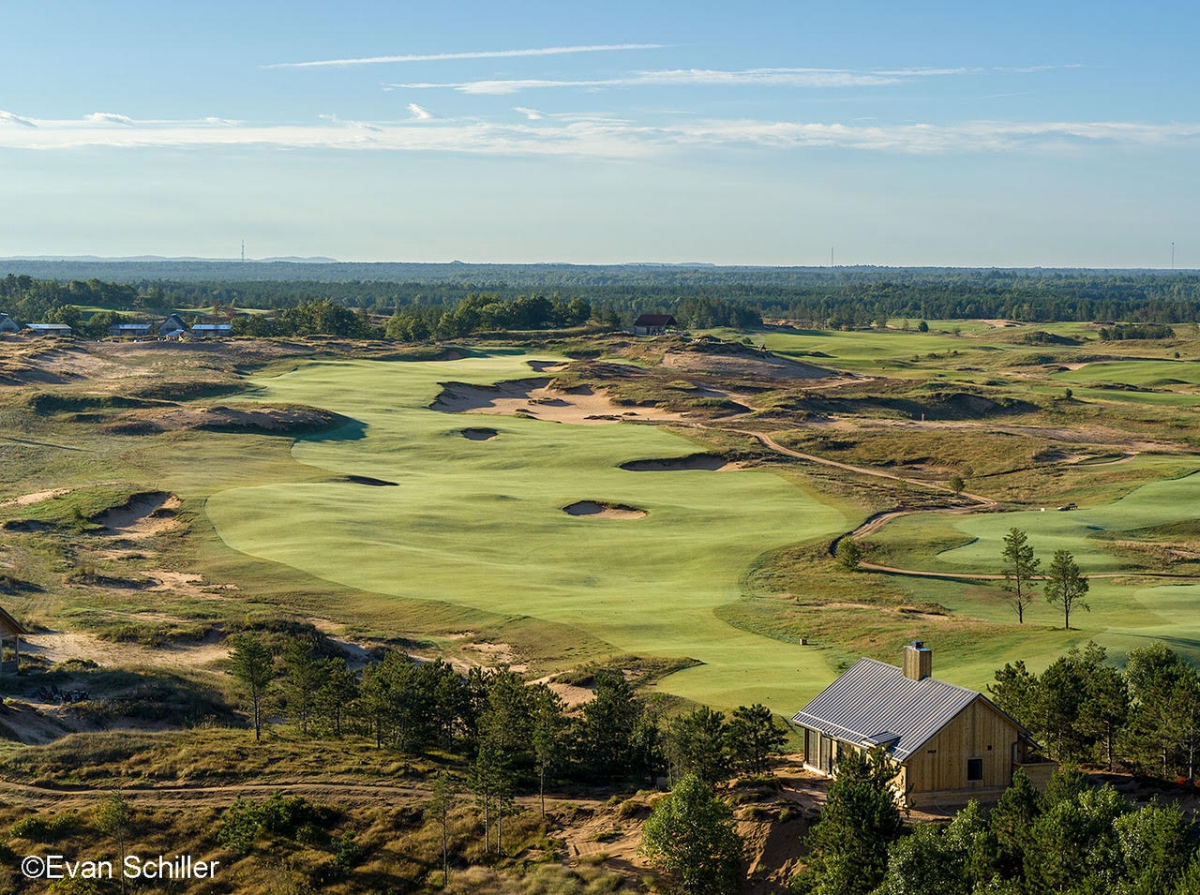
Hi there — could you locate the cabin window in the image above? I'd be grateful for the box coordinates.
[967,758,984,781]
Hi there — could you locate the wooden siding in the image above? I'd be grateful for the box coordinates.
[903,695,1023,795]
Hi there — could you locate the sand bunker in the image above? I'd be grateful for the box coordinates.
[94,492,181,537]
[563,500,647,520]
[527,359,567,372]
[620,453,732,472]
[433,379,684,425]
[346,475,398,486]
[461,427,498,441]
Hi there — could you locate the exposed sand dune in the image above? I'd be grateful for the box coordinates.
[433,378,684,425]
[0,488,74,508]
[25,629,229,672]
[660,349,834,380]
[563,500,647,520]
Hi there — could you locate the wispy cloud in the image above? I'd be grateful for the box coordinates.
[388,67,926,95]
[514,107,543,121]
[995,63,1084,74]
[0,112,1196,157]
[0,110,36,128]
[267,43,664,69]
[85,112,134,125]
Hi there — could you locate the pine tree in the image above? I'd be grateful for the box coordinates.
[1000,528,1040,624]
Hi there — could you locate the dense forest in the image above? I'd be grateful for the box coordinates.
[6,267,1200,338]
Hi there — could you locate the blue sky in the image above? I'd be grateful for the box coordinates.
[0,0,1196,266]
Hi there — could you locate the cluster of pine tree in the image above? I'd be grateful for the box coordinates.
[799,751,1200,895]
[990,642,1200,779]
[230,635,788,826]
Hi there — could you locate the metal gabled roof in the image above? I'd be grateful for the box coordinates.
[791,657,994,762]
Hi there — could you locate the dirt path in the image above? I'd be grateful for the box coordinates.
[737,428,996,507]
[855,563,1192,581]
[723,427,1200,584]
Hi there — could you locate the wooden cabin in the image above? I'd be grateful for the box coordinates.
[0,604,29,673]
[0,313,19,334]
[792,642,1055,807]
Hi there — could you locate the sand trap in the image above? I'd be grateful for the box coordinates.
[563,500,647,520]
[433,378,684,425]
[94,492,181,537]
[346,474,398,486]
[527,359,567,372]
[620,453,732,472]
[461,427,498,441]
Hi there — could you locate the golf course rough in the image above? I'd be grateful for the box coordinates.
[206,353,849,712]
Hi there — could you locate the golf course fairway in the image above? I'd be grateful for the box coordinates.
[206,353,849,713]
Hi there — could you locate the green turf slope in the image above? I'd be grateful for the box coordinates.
[873,465,1200,671]
[206,353,848,712]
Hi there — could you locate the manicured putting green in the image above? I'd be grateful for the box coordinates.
[207,353,849,712]
[875,467,1200,667]
[922,467,1200,574]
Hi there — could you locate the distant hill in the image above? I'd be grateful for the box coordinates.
[3,258,1190,288]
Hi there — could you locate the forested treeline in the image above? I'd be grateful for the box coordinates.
[8,270,1200,336]
[231,634,790,800]
[990,642,1200,780]
[800,751,1200,895]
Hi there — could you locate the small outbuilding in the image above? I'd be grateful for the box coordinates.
[792,642,1055,807]
[0,313,19,334]
[190,323,233,339]
[25,323,72,337]
[109,322,153,339]
[0,604,30,673]
[632,314,677,336]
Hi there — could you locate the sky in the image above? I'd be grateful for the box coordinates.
[0,0,1197,267]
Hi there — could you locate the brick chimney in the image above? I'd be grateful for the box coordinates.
[903,641,932,681]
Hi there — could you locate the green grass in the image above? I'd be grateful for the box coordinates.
[204,353,851,711]
[858,461,1200,679]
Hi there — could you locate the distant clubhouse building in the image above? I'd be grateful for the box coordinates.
[792,642,1055,807]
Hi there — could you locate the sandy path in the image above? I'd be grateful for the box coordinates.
[738,429,996,508]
